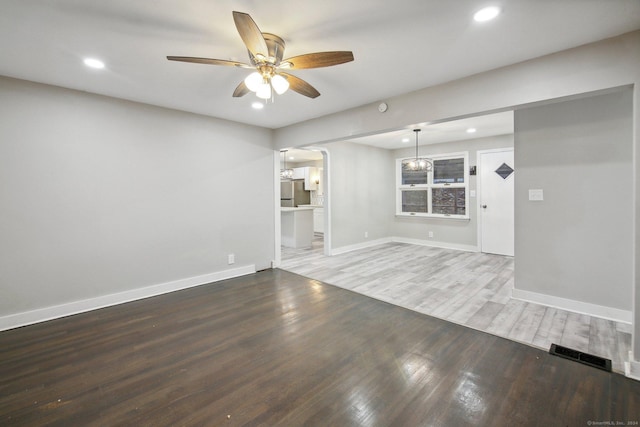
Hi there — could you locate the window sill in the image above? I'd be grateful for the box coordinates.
[396,213,470,221]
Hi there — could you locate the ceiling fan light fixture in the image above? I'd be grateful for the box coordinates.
[167,11,354,102]
[256,81,272,99]
[271,74,289,95]
[244,71,263,92]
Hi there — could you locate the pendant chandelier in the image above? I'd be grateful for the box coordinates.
[402,129,432,171]
[280,150,293,179]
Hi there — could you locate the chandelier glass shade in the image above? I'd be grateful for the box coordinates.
[402,129,432,171]
[280,150,293,179]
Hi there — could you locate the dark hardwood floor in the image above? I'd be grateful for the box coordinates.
[1,269,639,426]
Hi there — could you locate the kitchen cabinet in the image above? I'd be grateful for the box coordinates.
[300,204,324,233]
[304,167,319,191]
[292,167,319,191]
[281,207,314,248]
[292,167,305,180]
[313,207,324,233]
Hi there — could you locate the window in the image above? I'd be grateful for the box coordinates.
[396,152,469,219]
[433,158,465,183]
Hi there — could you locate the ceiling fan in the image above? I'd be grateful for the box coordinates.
[167,11,354,101]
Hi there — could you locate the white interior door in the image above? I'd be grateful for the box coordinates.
[479,149,514,256]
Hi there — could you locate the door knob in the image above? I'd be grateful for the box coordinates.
[482,205,487,209]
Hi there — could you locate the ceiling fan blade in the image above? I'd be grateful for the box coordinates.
[167,56,251,68]
[233,81,251,97]
[281,51,354,69]
[232,11,269,59]
[280,72,320,98]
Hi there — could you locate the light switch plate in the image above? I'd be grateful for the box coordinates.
[529,189,544,201]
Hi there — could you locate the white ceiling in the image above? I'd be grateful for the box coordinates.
[347,111,514,150]
[1,1,639,130]
[284,148,324,163]
[284,110,514,156]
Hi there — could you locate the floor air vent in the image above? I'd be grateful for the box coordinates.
[549,343,612,372]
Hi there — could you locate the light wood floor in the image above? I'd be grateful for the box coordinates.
[281,236,632,373]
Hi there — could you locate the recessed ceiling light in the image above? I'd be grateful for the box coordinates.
[251,102,264,110]
[289,156,295,160]
[402,138,410,143]
[83,58,105,69]
[474,6,501,22]
[466,128,477,133]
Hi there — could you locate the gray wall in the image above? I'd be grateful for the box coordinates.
[514,89,633,311]
[319,141,395,248]
[319,134,513,251]
[274,32,640,151]
[392,134,513,248]
[274,31,640,358]
[0,76,275,317]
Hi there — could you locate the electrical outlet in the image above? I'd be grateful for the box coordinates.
[428,231,434,238]
[228,254,235,265]
[364,231,368,238]
[529,189,544,201]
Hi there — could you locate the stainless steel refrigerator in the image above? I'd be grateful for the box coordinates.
[281,180,310,207]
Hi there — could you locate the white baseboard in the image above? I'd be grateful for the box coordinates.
[0,265,256,332]
[330,236,478,256]
[511,288,632,324]
[391,237,479,253]
[625,351,640,381]
[330,237,393,255]
[328,239,631,323]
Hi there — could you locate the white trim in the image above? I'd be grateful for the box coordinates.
[512,288,632,324]
[395,151,470,219]
[624,351,640,381]
[305,146,332,257]
[394,214,471,222]
[392,237,479,253]
[275,147,331,259]
[273,150,282,268]
[0,265,256,332]
[330,238,393,256]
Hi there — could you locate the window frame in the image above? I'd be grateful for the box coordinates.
[396,151,470,219]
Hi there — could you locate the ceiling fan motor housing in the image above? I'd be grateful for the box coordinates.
[249,33,286,66]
